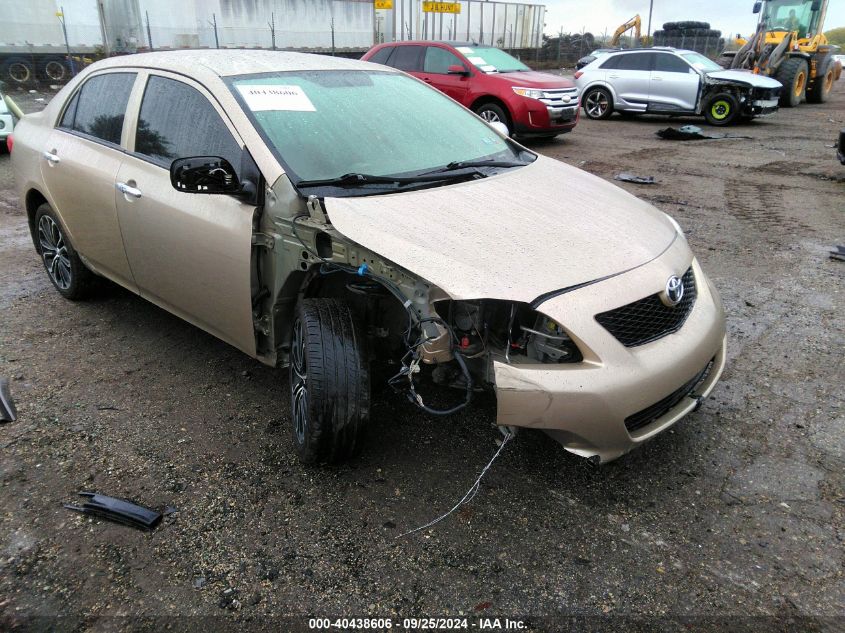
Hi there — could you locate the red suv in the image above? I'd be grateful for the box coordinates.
[362,41,579,139]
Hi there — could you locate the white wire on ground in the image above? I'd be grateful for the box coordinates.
[396,429,516,539]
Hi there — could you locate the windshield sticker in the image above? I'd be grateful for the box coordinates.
[456,46,473,53]
[480,64,498,72]
[236,84,316,112]
[467,56,487,65]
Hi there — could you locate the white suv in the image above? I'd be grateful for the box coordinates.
[574,48,782,126]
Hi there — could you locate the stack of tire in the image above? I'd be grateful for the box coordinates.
[652,21,724,56]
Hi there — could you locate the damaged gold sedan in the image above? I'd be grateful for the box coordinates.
[11,51,726,464]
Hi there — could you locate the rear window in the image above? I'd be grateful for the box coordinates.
[59,72,136,145]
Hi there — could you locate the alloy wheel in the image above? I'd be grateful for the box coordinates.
[479,109,501,123]
[290,317,308,445]
[585,91,609,118]
[37,215,72,290]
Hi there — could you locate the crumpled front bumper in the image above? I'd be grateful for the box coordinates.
[493,245,727,463]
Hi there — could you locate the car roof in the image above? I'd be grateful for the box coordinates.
[376,40,482,47]
[88,49,388,80]
[605,47,696,55]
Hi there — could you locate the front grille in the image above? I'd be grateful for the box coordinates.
[595,267,696,347]
[624,359,714,433]
[540,87,579,108]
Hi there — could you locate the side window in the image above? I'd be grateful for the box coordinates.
[59,92,79,129]
[600,55,621,70]
[368,47,394,65]
[61,72,136,145]
[615,53,654,71]
[389,45,424,72]
[135,75,242,173]
[424,47,464,74]
[654,54,693,73]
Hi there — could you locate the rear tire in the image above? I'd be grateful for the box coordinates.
[33,203,97,300]
[703,93,740,126]
[775,57,808,107]
[806,58,835,104]
[41,57,69,83]
[2,57,35,85]
[290,298,370,464]
[583,87,613,120]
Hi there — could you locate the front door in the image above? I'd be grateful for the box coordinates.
[115,72,256,355]
[420,46,471,104]
[606,52,655,110]
[649,53,701,112]
[39,71,138,289]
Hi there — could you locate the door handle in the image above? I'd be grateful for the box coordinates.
[652,76,663,81]
[609,74,621,79]
[116,182,142,199]
[42,151,60,164]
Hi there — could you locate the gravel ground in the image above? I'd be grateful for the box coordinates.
[0,81,843,632]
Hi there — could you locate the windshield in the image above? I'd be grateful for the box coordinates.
[229,71,526,187]
[682,52,721,72]
[454,46,530,73]
[761,0,819,38]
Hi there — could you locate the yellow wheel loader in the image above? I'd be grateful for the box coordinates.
[724,0,841,107]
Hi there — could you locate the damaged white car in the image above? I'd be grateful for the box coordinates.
[11,51,727,464]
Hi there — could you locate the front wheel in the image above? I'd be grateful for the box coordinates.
[582,87,613,120]
[703,93,740,126]
[289,298,370,464]
[473,102,511,136]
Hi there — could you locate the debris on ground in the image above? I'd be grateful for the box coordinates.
[0,377,17,422]
[657,125,753,141]
[64,492,164,530]
[830,245,845,261]
[615,172,656,184]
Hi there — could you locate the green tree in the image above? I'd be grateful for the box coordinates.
[825,27,845,47]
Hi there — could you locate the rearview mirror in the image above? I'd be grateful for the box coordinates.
[447,64,470,76]
[752,1,762,13]
[170,156,244,196]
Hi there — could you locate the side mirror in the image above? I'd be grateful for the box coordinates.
[487,120,509,137]
[170,156,247,196]
[447,64,470,76]
[752,1,762,13]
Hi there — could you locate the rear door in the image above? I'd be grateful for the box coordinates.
[40,71,138,289]
[649,53,701,112]
[605,52,655,108]
[419,45,471,104]
[115,72,256,355]
[383,45,425,78]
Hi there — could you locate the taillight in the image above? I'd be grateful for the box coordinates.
[574,71,583,80]
[5,134,12,154]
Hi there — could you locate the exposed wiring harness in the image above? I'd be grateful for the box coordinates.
[291,214,472,416]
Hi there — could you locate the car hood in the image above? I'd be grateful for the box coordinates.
[705,69,782,89]
[493,70,575,89]
[324,155,677,303]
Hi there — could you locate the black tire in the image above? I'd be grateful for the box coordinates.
[473,102,511,135]
[289,298,370,464]
[703,92,740,126]
[806,57,835,104]
[676,21,709,30]
[33,203,97,300]
[40,57,69,83]
[663,22,679,31]
[775,57,808,107]
[582,86,613,120]
[2,57,35,85]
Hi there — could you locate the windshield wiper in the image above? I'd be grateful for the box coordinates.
[422,159,530,175]
[295,170,487,189]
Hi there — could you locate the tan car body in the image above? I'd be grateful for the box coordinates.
[12,50,726,463]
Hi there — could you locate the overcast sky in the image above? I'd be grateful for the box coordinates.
[542,0,845,39]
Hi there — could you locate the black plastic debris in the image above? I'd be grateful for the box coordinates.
[64,492,163,530]
[0,378,17,423]
[656,125,752,141]
[830,246,845,262]
[615,173,656,185]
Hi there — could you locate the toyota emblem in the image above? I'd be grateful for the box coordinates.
[663,275,685,307]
